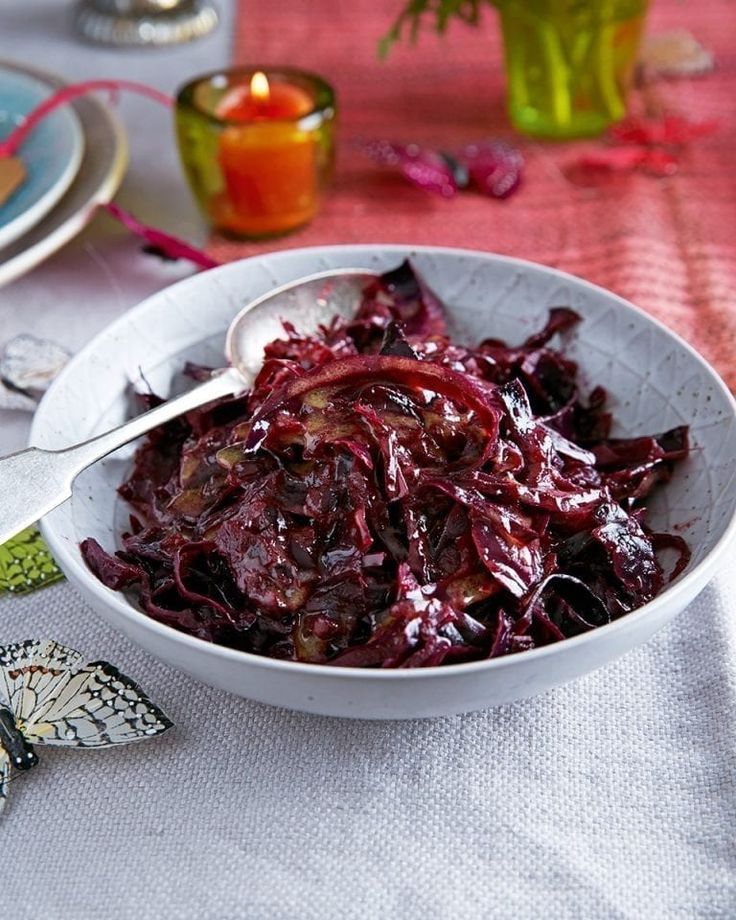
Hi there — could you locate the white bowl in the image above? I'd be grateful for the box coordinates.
[33,245,736,719]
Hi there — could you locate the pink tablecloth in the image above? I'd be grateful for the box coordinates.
[211,0,736,389]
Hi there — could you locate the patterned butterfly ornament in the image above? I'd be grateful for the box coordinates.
[0,639,173,815]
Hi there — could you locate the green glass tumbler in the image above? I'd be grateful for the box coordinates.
[497,0,649,139]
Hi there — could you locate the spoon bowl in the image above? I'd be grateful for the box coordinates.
[225,269,378,378]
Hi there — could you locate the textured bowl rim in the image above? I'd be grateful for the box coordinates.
[34,244,736,682]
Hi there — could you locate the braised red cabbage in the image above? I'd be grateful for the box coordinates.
[82,261,690,667]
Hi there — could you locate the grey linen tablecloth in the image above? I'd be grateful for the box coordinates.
[2,3,736,917]
[2,572,736,919]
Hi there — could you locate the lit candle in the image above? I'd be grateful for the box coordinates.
[175,68,336,239]
[215,71,312,121]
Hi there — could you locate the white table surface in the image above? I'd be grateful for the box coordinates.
[1,6,736,919]
[0,0,234,452]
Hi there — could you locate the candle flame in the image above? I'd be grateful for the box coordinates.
[250,71,270,103]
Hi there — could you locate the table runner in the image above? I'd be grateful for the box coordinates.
[212,0,736,391]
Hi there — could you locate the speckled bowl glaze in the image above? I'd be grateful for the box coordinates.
[32,246,736,719]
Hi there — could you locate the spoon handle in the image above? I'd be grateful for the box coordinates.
[0,368,243,545]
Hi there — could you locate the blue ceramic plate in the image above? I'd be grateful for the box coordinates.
[0,66,84,249]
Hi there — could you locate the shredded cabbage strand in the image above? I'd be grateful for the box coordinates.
[82,261,690,667]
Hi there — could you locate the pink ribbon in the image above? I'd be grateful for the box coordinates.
[0,80,173,159]
[103,203,220,270]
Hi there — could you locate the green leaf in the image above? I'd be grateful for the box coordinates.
[0,528,64,595]
[378,0,495,57]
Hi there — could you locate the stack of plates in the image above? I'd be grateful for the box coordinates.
[0,61,128,288]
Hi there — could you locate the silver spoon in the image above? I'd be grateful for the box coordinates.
[0,268,379,545]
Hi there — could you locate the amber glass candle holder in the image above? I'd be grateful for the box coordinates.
[175,68,336,239]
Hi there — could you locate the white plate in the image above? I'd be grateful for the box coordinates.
[32,246,736,719]
[0,66,84,250]
[0,62,127,288]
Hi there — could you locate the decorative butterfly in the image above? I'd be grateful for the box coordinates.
[0,639,173,816]
[358,138,524,200]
